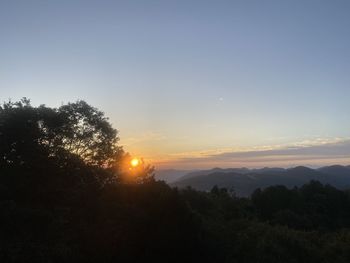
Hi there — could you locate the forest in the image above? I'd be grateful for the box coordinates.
[1,99,350,262]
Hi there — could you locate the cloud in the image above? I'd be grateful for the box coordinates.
[153,138,350,169]
[215,140,350,160]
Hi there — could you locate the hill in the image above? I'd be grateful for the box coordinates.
[154,169,194,183]
[171,165,350,196]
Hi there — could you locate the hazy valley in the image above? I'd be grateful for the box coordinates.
[156,165,350,196]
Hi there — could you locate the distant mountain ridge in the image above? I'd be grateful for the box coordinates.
[154,169,194,183]
[168,165,350,196]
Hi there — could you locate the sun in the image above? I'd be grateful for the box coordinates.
[130,158,140,167]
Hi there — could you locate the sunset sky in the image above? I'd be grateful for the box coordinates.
[1,0,350,169]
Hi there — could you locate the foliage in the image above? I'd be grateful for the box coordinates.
[0,98,122,169]
[1,99,350,262]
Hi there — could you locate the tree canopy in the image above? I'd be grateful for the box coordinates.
[1,98,350,263]
[0,98,122,169]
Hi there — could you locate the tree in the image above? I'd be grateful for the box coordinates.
[0,98,123,169]
[57,101,122,167]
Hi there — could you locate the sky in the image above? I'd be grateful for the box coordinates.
[1,0,350,169]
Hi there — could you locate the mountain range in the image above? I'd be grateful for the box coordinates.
[155,165,350,196]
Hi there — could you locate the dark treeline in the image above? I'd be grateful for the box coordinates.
[1,99,350,262]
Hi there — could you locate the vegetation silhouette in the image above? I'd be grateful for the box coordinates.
[1,98,350,262]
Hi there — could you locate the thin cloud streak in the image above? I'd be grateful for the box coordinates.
[152,138,350,169]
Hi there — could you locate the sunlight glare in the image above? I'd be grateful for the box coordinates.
[130,158,140,167]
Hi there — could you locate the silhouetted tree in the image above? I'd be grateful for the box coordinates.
[2,98,350,263]
[0,98,123,169]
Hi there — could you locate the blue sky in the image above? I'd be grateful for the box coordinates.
[1,0,350,168]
